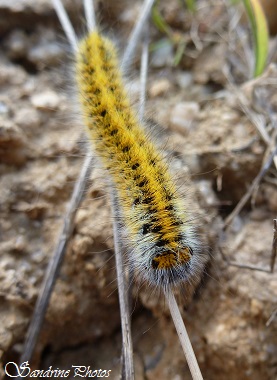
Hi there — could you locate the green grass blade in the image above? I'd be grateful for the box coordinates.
[242,0,269,77]
[173,39,186,66]
[152,2,172,37]
[184,0,196,12]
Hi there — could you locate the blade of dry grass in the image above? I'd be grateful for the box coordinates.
[139,23,149,121]
[165,289,204,380]
[270,219,277,273]
[121,0,155,74]
[110,189,134,380]
[52,0,78,51]
[84,0,96,32]
[266,307,277,327]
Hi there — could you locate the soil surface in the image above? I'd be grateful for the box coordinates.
[0,1,277,379]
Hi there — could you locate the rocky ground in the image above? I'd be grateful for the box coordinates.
[0,0,277,379]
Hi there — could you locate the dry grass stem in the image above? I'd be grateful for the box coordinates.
[110,189,134,380]
[121,0,155,74]
[165,289,204,380]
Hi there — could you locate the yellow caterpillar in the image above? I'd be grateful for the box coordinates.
[76,31,205,288]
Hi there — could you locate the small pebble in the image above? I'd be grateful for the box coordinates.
[197,180,218,206]
[31,90,60,111]
[250,299,263,317]
[264,185,277,212]
[28,42,64,68]
[0,120,24,145]
[176,71,193,89]
[0,101,9,115]
[15,108,40,129]
[149,78,172,98]
[250,209,269,221]
[5,30,28,59]
[151,42,174,68]
[0,64,27,86]
[170,101,199,134]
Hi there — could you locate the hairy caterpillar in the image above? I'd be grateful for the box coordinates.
[75,29,205,289]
